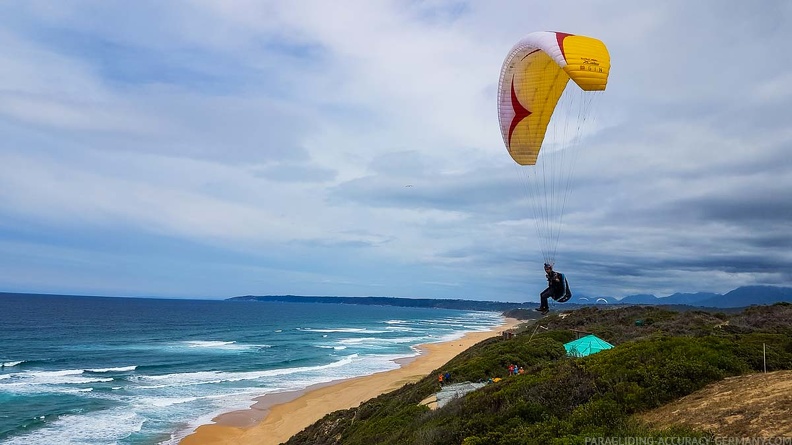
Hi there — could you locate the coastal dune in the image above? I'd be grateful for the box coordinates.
[180,317,522,445]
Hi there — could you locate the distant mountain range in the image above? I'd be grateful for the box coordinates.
[3,285,791,311]
[614,286,792,308]
[230,285,792,310]
[228,295,522,311]
[617,292,720,305]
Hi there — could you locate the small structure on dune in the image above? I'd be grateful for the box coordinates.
[563,334,613,357]
[435,382,487,408]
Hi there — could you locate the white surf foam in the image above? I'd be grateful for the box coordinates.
[2,407,145,445]
[299,327,367,333]
[181,340,270,351]
[185,340,238,349]
[385,326,414,331]
[338,336,425,346]
[0,369,115,387]
[137,355,361,389]
[137,396,199,408]
[85,366,137,373]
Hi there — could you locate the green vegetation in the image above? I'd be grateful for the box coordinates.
[286,303,792,445]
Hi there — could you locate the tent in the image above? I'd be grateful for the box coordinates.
[563,334,613,357]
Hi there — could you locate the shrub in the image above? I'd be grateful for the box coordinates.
[286,305,792,445]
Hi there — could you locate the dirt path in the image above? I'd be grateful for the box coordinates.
[639,370,792,437]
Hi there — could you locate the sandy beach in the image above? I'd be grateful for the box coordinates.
[180,316,523,445]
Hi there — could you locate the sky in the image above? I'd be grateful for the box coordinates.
[1,1,791,302]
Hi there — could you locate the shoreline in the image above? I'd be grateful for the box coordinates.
[180,316,523,445]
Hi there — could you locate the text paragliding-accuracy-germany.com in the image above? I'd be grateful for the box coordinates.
[584,437,792,445]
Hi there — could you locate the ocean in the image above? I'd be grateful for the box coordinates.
[0,293,503,444]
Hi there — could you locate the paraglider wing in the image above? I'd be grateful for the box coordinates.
[497,31,610,264]
[498,32,610,165]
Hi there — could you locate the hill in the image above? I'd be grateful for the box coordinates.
[227,295,526,311]
[4,286,789,311]
[698,285,792,308]
[639,370,792,436]
[620,292,720,305]
[618,286,792,308]
[284,303,792,444]
[230,285,792,311]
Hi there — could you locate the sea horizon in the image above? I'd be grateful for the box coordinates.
[0,293,504,444]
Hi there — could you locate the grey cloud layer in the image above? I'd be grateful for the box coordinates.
[0,1,790,300]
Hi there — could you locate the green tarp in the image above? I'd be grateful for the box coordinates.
[436,382,487,408]
[563,334,613,357]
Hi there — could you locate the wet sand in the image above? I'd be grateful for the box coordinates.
[180,317,522,445]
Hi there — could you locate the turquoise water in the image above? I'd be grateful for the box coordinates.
[0,294,503,444]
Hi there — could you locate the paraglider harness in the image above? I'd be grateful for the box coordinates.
[547,271,572,303]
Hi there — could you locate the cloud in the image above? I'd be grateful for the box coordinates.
[0,1,790,300]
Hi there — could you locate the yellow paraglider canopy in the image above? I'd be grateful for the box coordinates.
[498,32,610,166]
[497,31,611,264]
